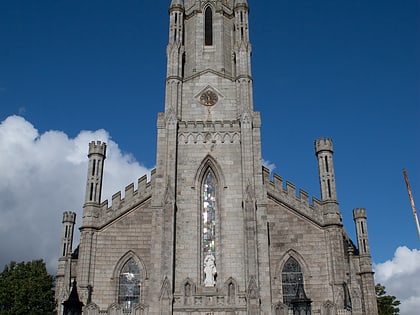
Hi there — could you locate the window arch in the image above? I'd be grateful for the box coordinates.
[202,169,217,286]
[118,258,141,309]
[202,170,216,256]
[204,7,213,46]
[282,257,304,307]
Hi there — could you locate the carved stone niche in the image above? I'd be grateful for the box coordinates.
[273,303,288,315]
[321,301,337,315]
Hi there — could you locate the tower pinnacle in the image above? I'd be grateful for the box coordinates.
[84,141,106,205]
[170,0,183,8]
[315,138,337,202]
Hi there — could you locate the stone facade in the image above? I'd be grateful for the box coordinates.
[55,1,378,315]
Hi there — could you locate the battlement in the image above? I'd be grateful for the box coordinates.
[315,138,333,154]
[96,169,156,226]
[353,208,367,220]
[62,211,76,224]
[88,141,107,157]
[262,167,323,224]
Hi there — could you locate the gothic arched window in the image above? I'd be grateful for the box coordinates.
[118,258,141,309]
[202,170,217,286]
[202,171,216,256]
[282,257,304,307]
[205,7,213,46]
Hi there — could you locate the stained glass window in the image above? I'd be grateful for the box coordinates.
[203,172,216,257]
[282,257,303,308]
[118,258,141,309]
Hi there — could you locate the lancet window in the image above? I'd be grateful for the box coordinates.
[205,7,213,46]
[202,171,217,286]
[282,257,304,307]
[202,171,216,256]
[118,258,141,309]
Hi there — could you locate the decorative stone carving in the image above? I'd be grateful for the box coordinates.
[204,252,217,287]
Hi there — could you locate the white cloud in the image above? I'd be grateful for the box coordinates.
[262,159,276,173]
[0,116,151,273]
[375,246,420,315]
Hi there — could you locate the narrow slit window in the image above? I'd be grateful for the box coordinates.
[92,160,96,176]
[327,179,332,198]
[89,183,94,201]
[205,7,213,46]
[325,156,329,172]
[97,160,101,176]
[94,183,98,202]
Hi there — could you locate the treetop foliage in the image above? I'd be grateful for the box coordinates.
[0,260,55,315]
[376,283,401,315]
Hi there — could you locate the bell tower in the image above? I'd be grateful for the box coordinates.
[153,0,270,314]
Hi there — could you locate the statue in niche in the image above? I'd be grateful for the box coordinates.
[204,252,217,287]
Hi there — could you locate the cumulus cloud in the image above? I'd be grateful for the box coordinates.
[375,246,420,315]
[0,116,151,272]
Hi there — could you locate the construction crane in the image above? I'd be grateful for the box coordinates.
[403,168,420,239]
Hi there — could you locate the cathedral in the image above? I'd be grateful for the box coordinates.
[55,1,378,314]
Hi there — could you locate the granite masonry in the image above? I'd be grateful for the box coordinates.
[55,1,378,315]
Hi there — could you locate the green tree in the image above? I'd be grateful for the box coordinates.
[376,283,401,315]
[0,260,55,315]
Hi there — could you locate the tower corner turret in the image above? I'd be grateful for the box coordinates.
[315,137,341,225]
[353,208,371,256]
[84,141,107,207]
[234,0,249,9]
[60,211,76,258]
[315,138,333,155]
[169,0,184,11]
[353,207,378,314]
[88,141,107,158]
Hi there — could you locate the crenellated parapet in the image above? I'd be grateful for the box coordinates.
[178,120,242,145]
[94,170,156,227]
[88,141,107,158]
[315,138,333,154]
[263,167,324,224]
[62,211,76,224]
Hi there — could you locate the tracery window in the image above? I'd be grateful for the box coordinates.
[282,257,304,307]
[205,7,213,46]
[118,258,141,309]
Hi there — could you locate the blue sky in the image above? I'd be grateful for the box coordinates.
[0,0,419,311]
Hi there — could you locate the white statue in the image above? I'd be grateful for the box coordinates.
[204,252,217,287]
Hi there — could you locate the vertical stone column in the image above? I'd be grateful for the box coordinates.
[78,141,106,304]
[315,138,346,307]
[56,211,77,315]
